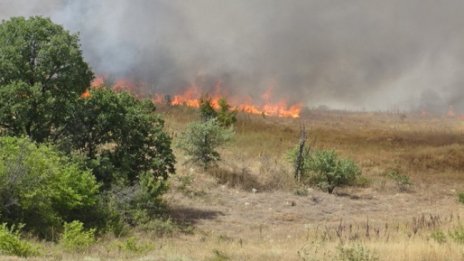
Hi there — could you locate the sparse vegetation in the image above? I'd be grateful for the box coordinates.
[431,230,447,244]
[458,192,464,204]
[387,169,412,192]
[337,244,379,261]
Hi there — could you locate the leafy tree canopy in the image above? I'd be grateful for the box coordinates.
[65,88,176,187]
[0,16,93,142]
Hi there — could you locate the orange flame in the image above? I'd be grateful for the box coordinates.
[83,76,302,118]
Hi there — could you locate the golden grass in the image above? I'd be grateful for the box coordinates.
[5,108,464,260]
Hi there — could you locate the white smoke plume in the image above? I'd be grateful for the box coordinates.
[1,0,464,111]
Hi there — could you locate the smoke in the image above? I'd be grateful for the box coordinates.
[1,0,464,111]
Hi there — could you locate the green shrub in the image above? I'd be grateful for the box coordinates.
[337,244,379,261]
[140,218,177,236]
[458,192,464,204]
[289,149,361,194]
[98,171,169,234]
[387,169,411,192]
[177,119,233,170]
[449,226,464,244]
[199,97,218,121]
[0,136,99,238]
[60,221,96,252]
[119,237,152,253]
[0,223,39,257]
[217,98,237,127]
[431,230,447,244]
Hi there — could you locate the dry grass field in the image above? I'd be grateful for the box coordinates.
[7,107,464,260]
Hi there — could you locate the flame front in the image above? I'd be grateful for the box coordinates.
[87,76,302,118]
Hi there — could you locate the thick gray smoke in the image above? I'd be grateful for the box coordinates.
[1,0,464,111]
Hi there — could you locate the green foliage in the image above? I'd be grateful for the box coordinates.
[458,192,464,204]
[140,218,178,236]
[310,150,360,193]
[177,119,233,170]
[449,226,464,244]
[64,88,175,187]
[386,169,411,192]
[199,97,236,127]
[199,97,218,122]
[60,221,96,252]
[98,172,169,233]
[0,16,93,142]
[337,244,379,261]
[0,136,99,238]
[287,144,311,181]
[431,230,447,244]
[210,249,230,261]
[217,98,237,127]
[119,237,152,253]
[288,148,361,193]
[0,223,39,257]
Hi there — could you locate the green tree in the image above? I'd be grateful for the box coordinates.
[177,119,233,170]
[199,97,218,122]
[0,136,99,238]
[64,88,175,187]
[0,16,93,142]
[217,98,237,127]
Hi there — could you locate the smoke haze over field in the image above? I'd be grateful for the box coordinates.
[1,0,464,111]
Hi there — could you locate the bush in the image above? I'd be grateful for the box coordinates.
[0,223,39,257]
[98,171,169,234]
[431,230,447,244]
[119,237,152,253]
[199,97,218,122]
[177,119,233,170]
[289,148,361,193]
[449,226,464,244]
[0,136,99,238]
[337,244,379,261]
[217,98,237,127]
[387,169,411,192]
[458,192,464,204]
[60,221,96,252]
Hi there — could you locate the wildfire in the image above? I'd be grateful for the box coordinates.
[85,76,302,118]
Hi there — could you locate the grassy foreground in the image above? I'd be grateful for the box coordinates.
[4,107,464,260]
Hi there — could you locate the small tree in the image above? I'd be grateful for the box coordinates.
[217,98,237,127]
[199,97,217,122]
[177,119,233,170]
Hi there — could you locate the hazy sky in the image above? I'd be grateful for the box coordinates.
[1,0,464,111]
